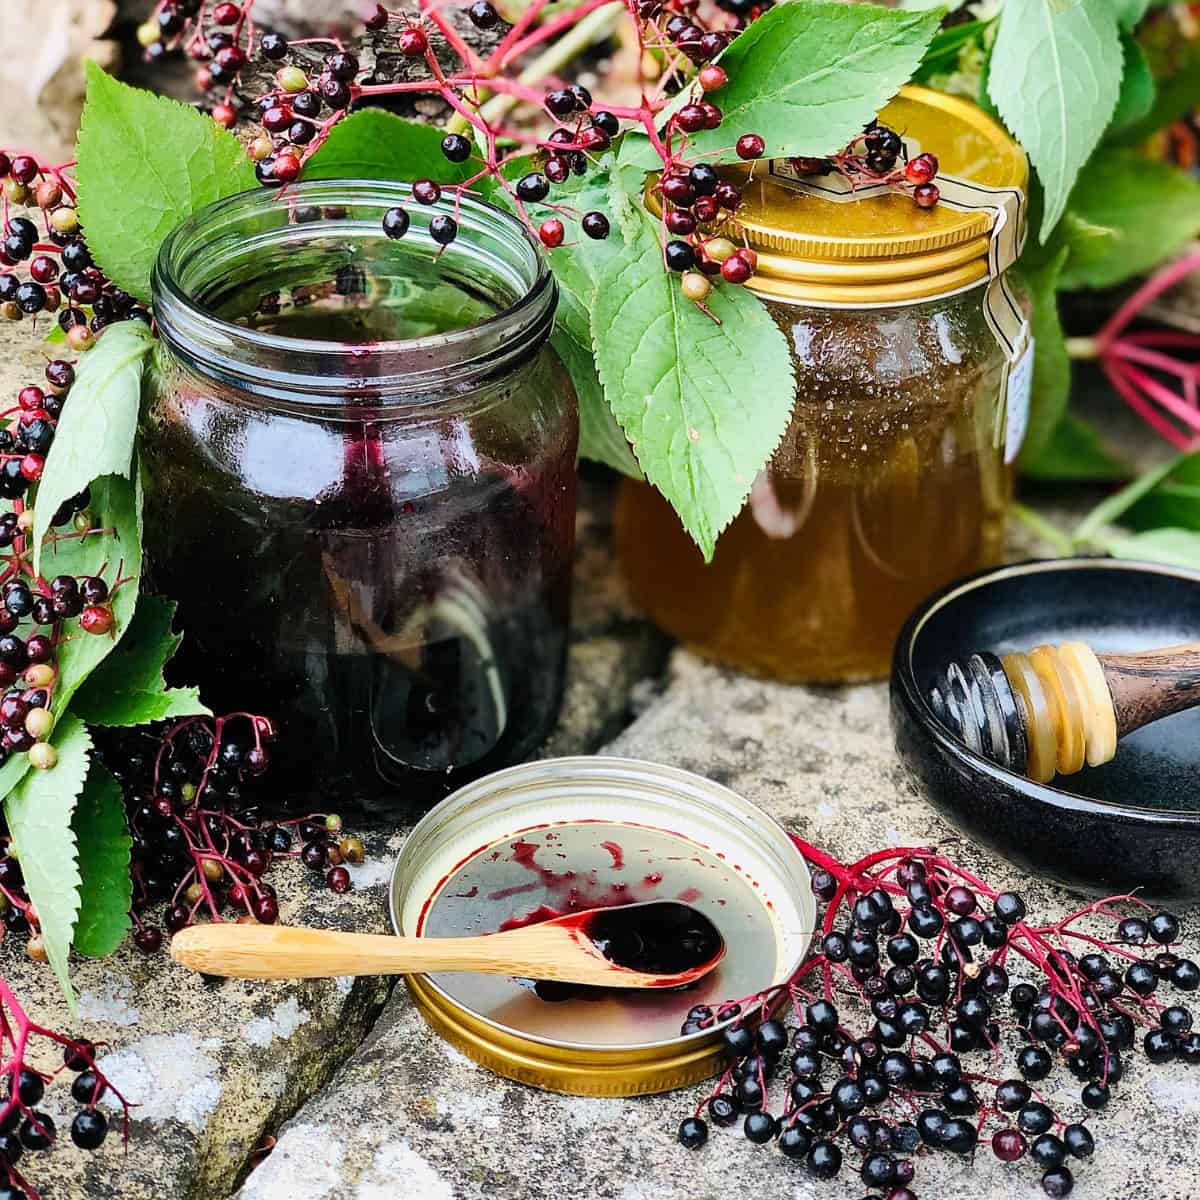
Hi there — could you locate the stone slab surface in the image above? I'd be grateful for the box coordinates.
[240,654,1200,1200]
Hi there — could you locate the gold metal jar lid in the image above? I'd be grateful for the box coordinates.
[728,85,1027,305]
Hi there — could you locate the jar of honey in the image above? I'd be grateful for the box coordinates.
[616,87,1029,682]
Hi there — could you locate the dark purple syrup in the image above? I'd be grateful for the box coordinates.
[143,293,576,814]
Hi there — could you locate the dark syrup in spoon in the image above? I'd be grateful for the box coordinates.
[517,901,725,1002]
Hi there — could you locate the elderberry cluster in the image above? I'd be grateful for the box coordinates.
[0,998,131,1199]
[0,355,122,776]
[678,851,1198,1199]
[0,157,141,347]
[789,122,942,210]
[96,715,366,950]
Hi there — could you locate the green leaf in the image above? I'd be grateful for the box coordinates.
[1055,148,1200,289]
[1109,31,1156,130]
[1017,247,1071,466]
[1111,0,1151,30]
[304,110,474,186]
[591,222,796,559]
[76,63,257,301]
[72,594,209,727]
[1021,411,1133,481]
[912,19,992,83]
[72,764,132,958]
[683,1,944,160]
[901,0,964,9]
[988,0,1123,239]
[5,717,92,1007]
[33,321,153,578]
[1112,31,1200,143]
[39,474,143,717]
[1103,526,1200,568]
[1124,453,1200,529]
[1075,451,1200,541]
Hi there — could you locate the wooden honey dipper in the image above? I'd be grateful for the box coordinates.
[928,641,1200,783]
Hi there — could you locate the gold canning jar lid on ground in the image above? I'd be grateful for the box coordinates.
[711,85,1028,305]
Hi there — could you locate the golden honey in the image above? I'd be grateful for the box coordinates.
[619,87,1028,682]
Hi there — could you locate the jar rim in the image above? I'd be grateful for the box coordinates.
[151,180,557,406]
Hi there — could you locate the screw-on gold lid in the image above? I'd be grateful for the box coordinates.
[730,86,1027,305]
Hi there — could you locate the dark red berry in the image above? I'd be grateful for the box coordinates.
[469,1,500,27]
[693,195,720,222]
[398,27,428,56]
[213,1,241,25]
[412,178,441,204]
[10,156,38,184]
[698,65,727,91]
[736,134,765,160]
[905,153,938,184]
[581,212,609,240]
[545,157,570,184]
[538,219,565,248]
[326,866,352,893]
[364,4,388,30]
[720,251,754,284]
[80,605,114,635]
[252,894,279,924]
[699,102,722,130]
[666,210,697,236]
[676,104,708,133]
[135,927,163,953]
[913,183,940,209]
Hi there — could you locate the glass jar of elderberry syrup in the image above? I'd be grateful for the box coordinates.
[147,181,577,814]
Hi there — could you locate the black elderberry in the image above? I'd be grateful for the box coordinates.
[1149,910,1180,944]
[1042,1166,1074,1198]
[1063,1124,1094,1159]
[1172,959,1200,991]
[429,216,458,245]
[996,1079,1031,1111]
[707,1093,737,1126]
[1017,1102,1054,1136]
[822,930,849,962]
[790,1049,821,1080]
[756,1019,787,1057]
[1161,1005,1193,1037]
[545,88,577,116]
[723,1025,753,1058]
[664,241,695,272]
[19,1112,54,1151]
[778,1124,811,1159]
[260,31,289,59]
[880,1052,913,1087]
[326,51,359,81]
[908,905,942,938]
[831,1077,866,1115]
[591,111,620,138]
[1125,961,1158,995]
[382,207,410,240]
[441,134,472,163]
[916,963,950,1003]
[939,1117,977,1153]
[860,1152,895,1188]
[71,1109,108,1150]
[15,282,46,314]
[0,1132,21,1165]
[1179,1033,1200,1063]
[1117,916,1148,943]
[805,999,838,1033]
[916,1108,946,1144]
[981,916,1008,948]
[743,1110,775,1143]
[806,1138,842,1178]
[1092,970,1123,1001]
[810,869,837,900]
[942,1081,977,1115]
[993,891,1026,923]
[849,931,880,968]
[677,1116,707,1148]
[1080,1081,1109,1110]
[1144,1028,1177,1063]
[1031,1133,1067,1168]
[516,172,550,202]
[293,91,323,119]
[71,1070,105,1105]
[469,0,500,27]
[1078,953,1109,980]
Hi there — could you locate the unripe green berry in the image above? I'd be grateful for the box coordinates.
[28,743,57,771]
[325,813,343,833]
[276,66,309,94]
[137,21,162,46]
[680,271,711,302]
[24,708,53,741]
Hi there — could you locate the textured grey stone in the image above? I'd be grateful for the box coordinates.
[240,651,1200,1200]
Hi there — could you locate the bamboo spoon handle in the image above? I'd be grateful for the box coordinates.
[1096,643,1200,736]
[170,923,581,982]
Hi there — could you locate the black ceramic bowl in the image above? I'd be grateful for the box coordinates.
[891,557,1200,903]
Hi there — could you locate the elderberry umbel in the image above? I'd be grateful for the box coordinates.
[677,837,1197,1199]
[0,979,131,1195]
[93,714,369,947]
[136,0,779,305]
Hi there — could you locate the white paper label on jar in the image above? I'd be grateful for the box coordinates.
[1005,333,1035,464]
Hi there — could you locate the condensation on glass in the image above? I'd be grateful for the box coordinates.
[147,182,577,812]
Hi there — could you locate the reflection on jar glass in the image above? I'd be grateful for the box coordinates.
[147,182,577,813]
[617,86,1027,683]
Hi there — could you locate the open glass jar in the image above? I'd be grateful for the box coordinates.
[147,182,577,813]
[617,88,1028,683]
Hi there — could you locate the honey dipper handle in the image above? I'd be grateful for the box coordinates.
[1096,643,1200,737]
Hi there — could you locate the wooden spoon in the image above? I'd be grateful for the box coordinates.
[169,899,726,988]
